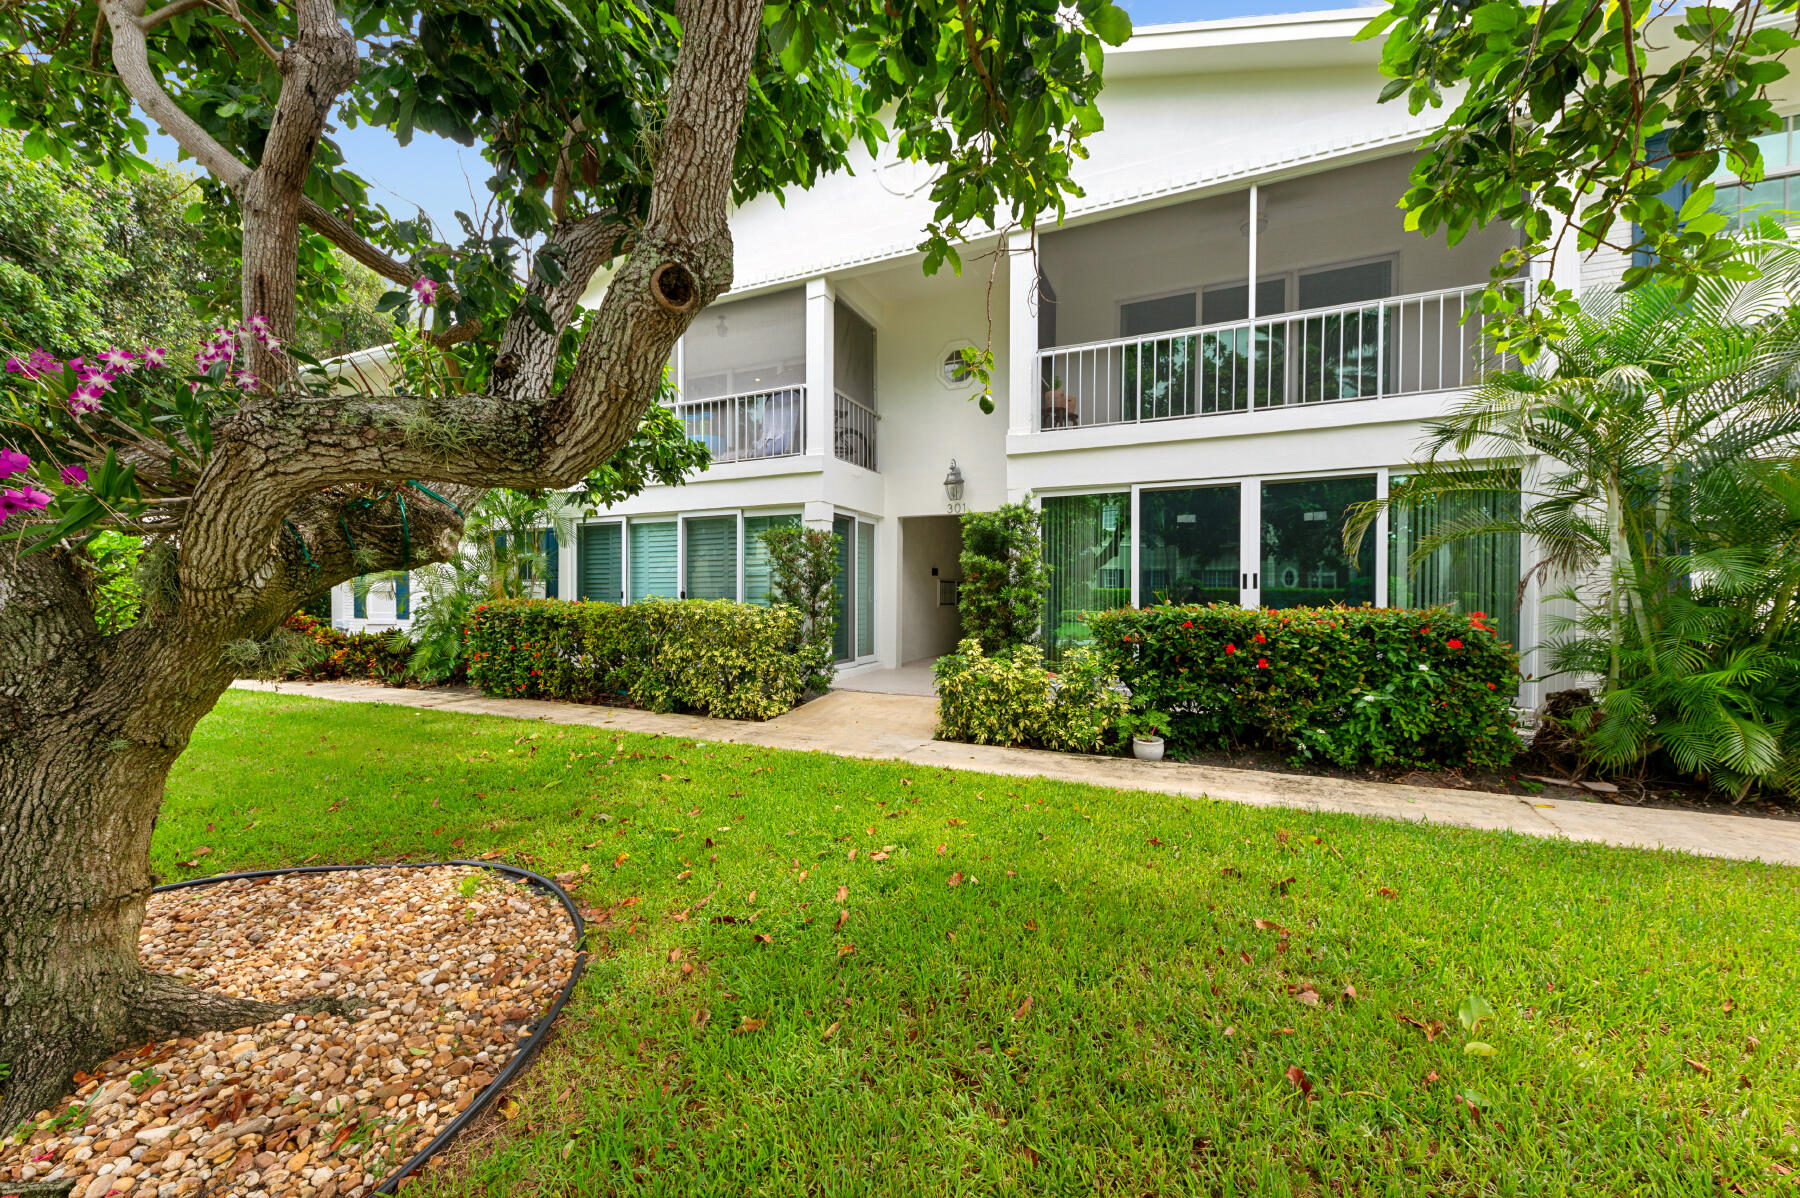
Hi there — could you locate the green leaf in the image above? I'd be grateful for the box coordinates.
[1464,1040,1498,1056]
[1090,4,1132,48]
[1458,994,1494,1031]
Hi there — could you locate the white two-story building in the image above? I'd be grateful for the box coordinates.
[337,7,1800,707]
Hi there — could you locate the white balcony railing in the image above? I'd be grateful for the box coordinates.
[1036,285,1508,431]
[833,391,879,472]
[673,386,805,463]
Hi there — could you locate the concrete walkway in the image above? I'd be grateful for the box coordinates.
[229,680,1800,868]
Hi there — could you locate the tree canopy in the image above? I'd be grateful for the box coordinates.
[1369,0,1800,352]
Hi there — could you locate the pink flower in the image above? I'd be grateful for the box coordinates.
[412,276,439,305]
[99,347,137,372]
[0,486,52,521]
[6,350,61,379]
[76,368,117,392]
[68,385,104,414]
[0,448,27,478]
[60,464,88,486]
[141,346,169,368]
[235,371,260,391]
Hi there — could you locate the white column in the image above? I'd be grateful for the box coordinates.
[1006,228,1037,436]
[805,278,834,459]
[802,499,836,531]
[1246,184,1259,321]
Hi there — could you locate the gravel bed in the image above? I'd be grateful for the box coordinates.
[1,865,579,1198]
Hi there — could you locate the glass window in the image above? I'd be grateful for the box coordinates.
[683,515,739,601]
[1120,291,1196,338]
[1139,486,1241,607]
[1260,476,1377,609]
[1200,277,1287,325]
[1297,260,1392,310]
[394,573,410,619]
[352,579,367,620]
[1042,493,1131,659]
[680,288,805,400]
[1388,477,1522,646]
[856,520,875,658]
[832,515,854,661]
[743,514,800,605]
[628,521,678,603]
[578,523,623,604]
[541,529,559,600]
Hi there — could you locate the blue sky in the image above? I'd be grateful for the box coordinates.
[146,2,1355,242]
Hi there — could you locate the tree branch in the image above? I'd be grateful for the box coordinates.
[99,0,251,189]
[138,0,211,30]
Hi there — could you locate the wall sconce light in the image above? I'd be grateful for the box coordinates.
[943,459,965,505]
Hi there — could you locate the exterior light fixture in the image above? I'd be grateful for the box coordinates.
[944,459,965,511]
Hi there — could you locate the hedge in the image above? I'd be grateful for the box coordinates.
[277,613,413,683]
[1088,604,1519,770]
[935,638,1129,753]
[465,597,808,721]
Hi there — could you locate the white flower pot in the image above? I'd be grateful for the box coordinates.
[1133,736,1165,762]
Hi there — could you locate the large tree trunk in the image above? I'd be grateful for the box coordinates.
[0,549,347,1132]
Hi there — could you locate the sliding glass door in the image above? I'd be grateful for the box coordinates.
[1252,476,1377,609]
[577,522,623,604]
[831,515,875,663]
[1139,485,1243,607]
[1042,492,1131,658]
[682,515,739,600]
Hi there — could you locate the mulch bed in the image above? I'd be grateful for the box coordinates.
[1,866,580,1198]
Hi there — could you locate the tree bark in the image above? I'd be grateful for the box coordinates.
[2,0,765,1131]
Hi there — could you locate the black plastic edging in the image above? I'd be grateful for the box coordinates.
[153,858,588,1193]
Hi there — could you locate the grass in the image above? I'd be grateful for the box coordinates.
[156,691,1800,1196]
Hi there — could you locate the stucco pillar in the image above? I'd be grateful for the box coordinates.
[1006,228,1036,437]
[805,278,834,459]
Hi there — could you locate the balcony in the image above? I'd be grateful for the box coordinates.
[1037,285,1504,430]
[1028,152,1518,434]
[673,386,805,463]
[833,390,878,471]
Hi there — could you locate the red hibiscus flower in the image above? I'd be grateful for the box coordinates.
[1225,644,1237,655]
[1446,638,1464,649]
[1255,658,1269,669]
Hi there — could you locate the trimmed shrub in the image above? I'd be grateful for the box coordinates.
[1088,605,1520,770]
[276,613,413,683]
[959,503,1049,653]
[760,523,840,692]
[465,598,808,721]
[934,638,1129,753]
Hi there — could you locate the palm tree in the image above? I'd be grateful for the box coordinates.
[1349,236,1800,795]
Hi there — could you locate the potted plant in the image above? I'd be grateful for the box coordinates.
[1120,709,1171,762]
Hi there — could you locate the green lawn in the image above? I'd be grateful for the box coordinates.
[157,691,1799,1196]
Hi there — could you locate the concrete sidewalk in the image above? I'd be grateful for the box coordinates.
[229,680,1800,868]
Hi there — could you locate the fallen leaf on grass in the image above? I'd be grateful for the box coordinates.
[936,842,947,855]
[1024,918,1039,932]
[837,943,856,957]
[1252,918,1290,936]
[834,908,849,931]
[1283,1065,1311,1097]
[1342,983,1358,1001]
[667,947,683,963]
[752,933,772,945]
[613,852,629,868]
[733,1017,764,1035]
[822,1021,839,1041]
[1685,1058,1712,1076]
[499,1098,522,1120]
[1457,994,1494,1032]
[692,1009,710,1030]
[1270,876,1295,895]
[870,851,889,861]
[1291,985,1321,1007]
[1013,995,1033,1020]
[947,872,963,887]
[1397,1014,1444,1041]
[1146,837,1164,846]
[836,884,849,902]
[1219,866,1240,877]
[1464,1041,1498,1057]
[1376,887,1396,899]
[747,889,757,904]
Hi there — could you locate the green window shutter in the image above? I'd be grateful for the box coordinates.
[542,528,560,599]
[832,515,853,661]
[394,572,410,619]
[629,521,678,602]
[855,520,874,658]
[742,514,799,605]
[683,515,739,600]
[352,578,367,620]
[578,523,623,604]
